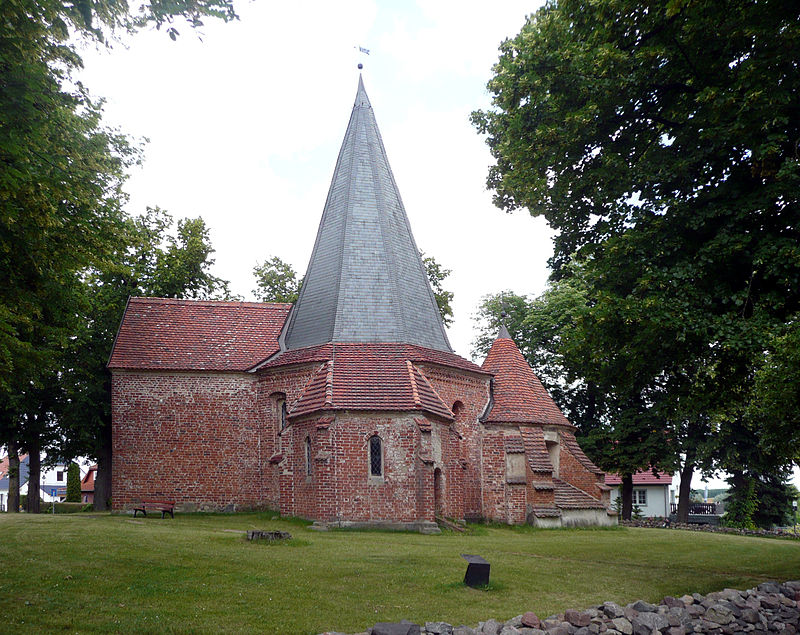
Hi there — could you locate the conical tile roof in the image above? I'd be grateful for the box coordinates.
[481,328,572,426]
[280,76,451,352]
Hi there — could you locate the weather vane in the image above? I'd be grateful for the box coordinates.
[355,45,370,70]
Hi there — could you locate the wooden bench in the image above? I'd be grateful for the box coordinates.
[133,500,175,519]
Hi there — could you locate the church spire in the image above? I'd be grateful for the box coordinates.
[280,76,452,352]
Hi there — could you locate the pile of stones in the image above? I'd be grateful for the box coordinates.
[622,519,800,540]
[320,580,800,635]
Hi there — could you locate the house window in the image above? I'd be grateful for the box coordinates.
[279,399,287,430]
[56,471,64,482]
[369,436,383,477]
[305,437,312,477]
[634,489,647,505]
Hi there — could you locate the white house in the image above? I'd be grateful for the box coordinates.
[605,471,672,518]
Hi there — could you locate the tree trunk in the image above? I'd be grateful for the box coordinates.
[677,449,695,524]
[7,440,20,513]
[25,440,41,513]
[621,473,633,521]
[93,422,112,511]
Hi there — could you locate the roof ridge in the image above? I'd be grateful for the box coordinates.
[406,360,421,407]
[324,360,334,407]
[128,296,292,308]
[410,363,455,420]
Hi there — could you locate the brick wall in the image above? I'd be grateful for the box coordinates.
[111,362,606,525]
[292,412,426,523]
[558,431,602,498]
[481,427,507,521]
[418,365,490,519]
[111,370,262,510]
[258,364,324,510]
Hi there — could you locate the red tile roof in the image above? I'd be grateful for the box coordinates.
[519,426,554,473]
[108,298,292,371]
[261,342,488,375]
[481,336,572,426]
[604,470,673,486]
[81,465,97,492]
[561,431,604,475]
[289,345,454,420]
[553,478,606,509]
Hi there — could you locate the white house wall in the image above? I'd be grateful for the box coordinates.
[610,485,669,518]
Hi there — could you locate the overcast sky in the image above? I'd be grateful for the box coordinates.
[74,1,798,490]
[77,0,550,361]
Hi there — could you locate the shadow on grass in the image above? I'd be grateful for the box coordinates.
[245,537,311,547]
[441,580,508,592]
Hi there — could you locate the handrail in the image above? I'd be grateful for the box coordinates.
[670,502,717,515]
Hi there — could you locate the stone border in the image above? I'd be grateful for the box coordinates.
[621,518,800,540]
[319,580,800,635]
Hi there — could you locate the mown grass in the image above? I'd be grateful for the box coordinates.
[1,512,798,634]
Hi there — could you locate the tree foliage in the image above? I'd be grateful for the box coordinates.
[472,0,800,502]
[66,462,81,502]
[0,0,239,511]
[252,256,303,304]
[59,209,231,509]
[420,251,455,328]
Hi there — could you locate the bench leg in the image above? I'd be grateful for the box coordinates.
[134,509,146,518]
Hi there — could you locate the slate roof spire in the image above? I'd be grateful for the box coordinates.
[280,76,452,352]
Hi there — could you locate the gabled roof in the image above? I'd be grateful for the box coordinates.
[286,343,457,421]
[81,465,96,493]
[280,76,451,352]
[481,331,572,426]
[108,298,292,371]
[604,471,673,486]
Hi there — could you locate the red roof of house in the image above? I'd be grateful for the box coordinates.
[481,335,572,426]
[604,471,673,486]
[108,298,292,371]
[287,344,457,420]
[81,465,96,493]
[0,453,28,480]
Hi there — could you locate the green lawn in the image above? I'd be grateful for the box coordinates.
[1,513,798,634]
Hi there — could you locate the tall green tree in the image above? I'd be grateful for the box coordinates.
[59,208,231,510]
[1,0,239,510]
[472,0,800,501]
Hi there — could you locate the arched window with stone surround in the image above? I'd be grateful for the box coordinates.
[369,435,383,477]
[269,393,287,432]
[305,436,312,477]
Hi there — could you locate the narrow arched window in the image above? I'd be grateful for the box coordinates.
[279,399,287,431]
[369,436,382,477]
[305,437,312,477]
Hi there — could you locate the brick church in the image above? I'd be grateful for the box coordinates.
[109,77,615,530]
